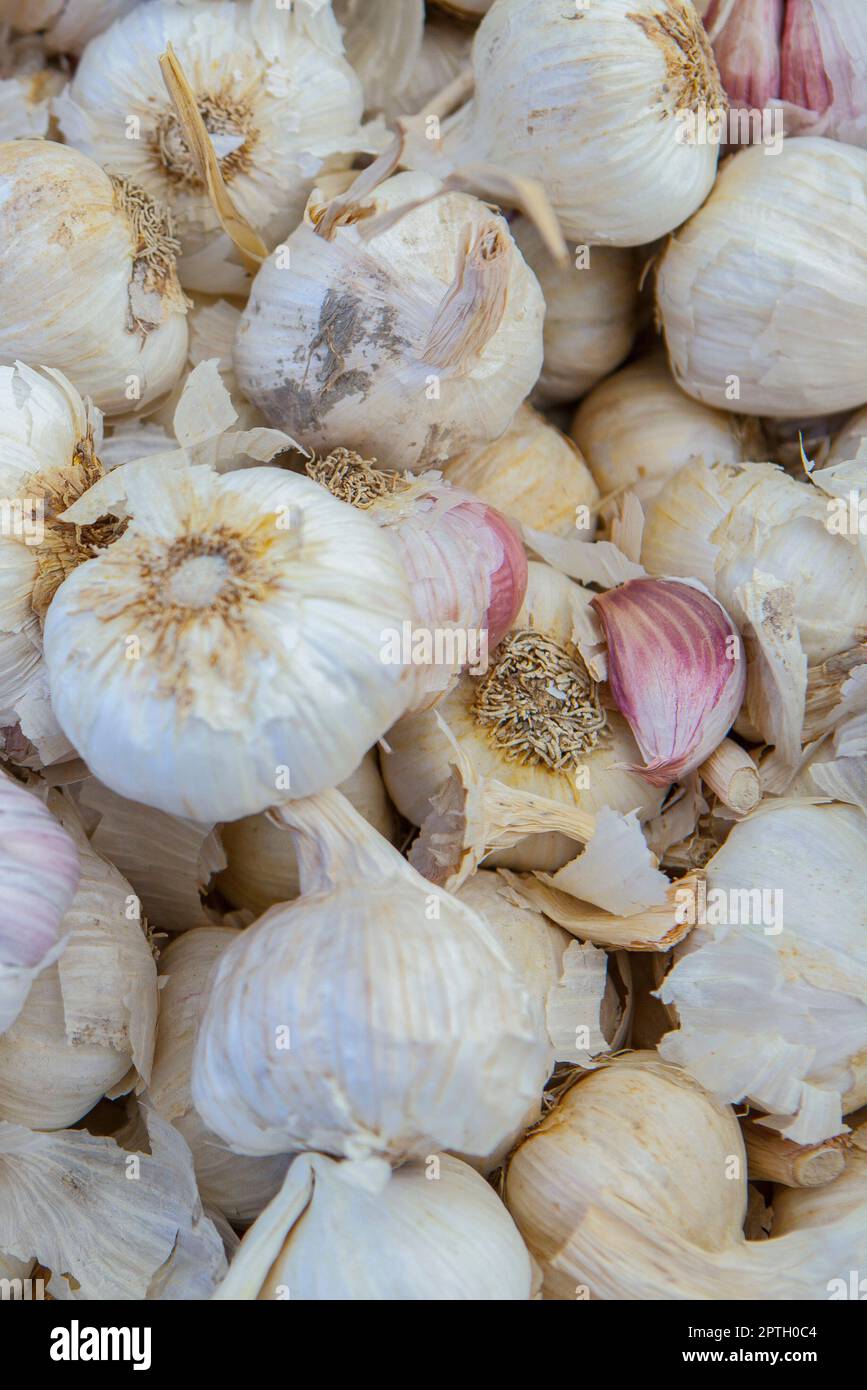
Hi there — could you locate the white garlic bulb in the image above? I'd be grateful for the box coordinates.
[0,0,138,55]
[381,561,666,872]
[215,1151,537,1301]
[445,405,599,538]
[218,749,397,917]
[658,800,867,1144]
[42,460,417,822]
[510,219,638,406]
[413,0,724,247]
[571,355,751,506]
[335,0,425,117]
[56,0,371,295]
[0,798,157,1130]
[192,788,552,1162]
[234,170,545,469]
[0,142,188,416]
[150,927,291,1227]
[657,137,867,417]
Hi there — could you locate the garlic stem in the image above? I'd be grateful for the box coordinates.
[741,1119,849,1189]
[698,738,761,814]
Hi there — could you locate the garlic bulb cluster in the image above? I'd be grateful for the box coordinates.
[657,138,867,417]
[413,0,725,246]
[234,171,545,469]
[57,0,372,295]
[0,141,188,416]
[42,459,417,821]
[192,789,552,1162]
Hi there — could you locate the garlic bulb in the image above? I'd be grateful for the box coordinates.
[0,141,188,416]
[150,928,291,1227]
[0,24,65,139]
[43,460,417,821]
[234,170,545,470]
[307,448,527,708]
[414,0,724,247]
[56,0,371,295]
[0,798,157,1130]
[381,561,667,873]
[0,772,79,1034]
[0,0,138,55]
[445,405,599,539]
[335,0,424,117]
[218,749,397,917]
[192,788,551,1162]
[374,9,473,124]
[657,137,867,417]
[216,1151,537,1301]
[505,1051,867,1298]
[570,355,751,506]
[510,219,638,406]
[658,800,867,1144]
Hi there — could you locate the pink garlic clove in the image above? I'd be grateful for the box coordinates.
[781,0,834,114]
[708,0,784,109]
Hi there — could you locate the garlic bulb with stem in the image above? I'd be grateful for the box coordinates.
[0,794,157,1130]
[505,1050,867,1298]
[570,354,753,507]
[408,0,725,247]
[0,770,79,1034]
[234,169,545,470]
[42,458,417,822]
[0,141,188,417]
[381,561,667,874]
[658,799,867,1144]
[215,1150,537,1301]
[510,219,638,406]
[150,927,292,1228]
[218,749,398,917]
[192,787,552,1163]
[56,0,373,296]
[657,137,867,417]
[445,405,599,539]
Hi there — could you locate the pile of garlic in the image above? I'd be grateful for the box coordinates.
[0,0,865,1305]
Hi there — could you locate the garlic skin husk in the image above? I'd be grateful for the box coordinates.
[505,1050,867,1298]
[307,449,527,710]
[445,405,600,539]
[657,137,867,418]
[0,362,111,767]
[415,0,724,247]
[381,561,667,874]
[150,928,292,1228]
[642,459,867,666]
[571,355,752,507]
[510,219,638,406]
[56,0,372,296]
[218,748,397,917]
[0,796,157,1130]
[0,141,188,417]
[0,771,79,1034]
[149,297,269,440]
[192,788,552,1163]
[215,1150,537,1301]
[658,800,867,1144]
[0,0,138,55]
[591,577,747,787]
[234,170,545,470]
[42,461,417,822]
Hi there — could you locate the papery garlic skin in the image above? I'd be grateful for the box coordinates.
[217,1151,536,1301]
[511,220,638,406]
[218,749,397,917]
[381,562,666,873]
[591,577,747,786]
[193,789,551,1162]
[445,405,599,539]
[423,0,724,247]
[57,0,369,295]
[657,138,867,417]
[0,142,187,416]
[234,171,545,470]
[150,928,291,1227]
[0,0,138,55]
[571,355,750,506]
[658,801,867,1144]
[43,463,417,822]
[0,772,79,1034]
